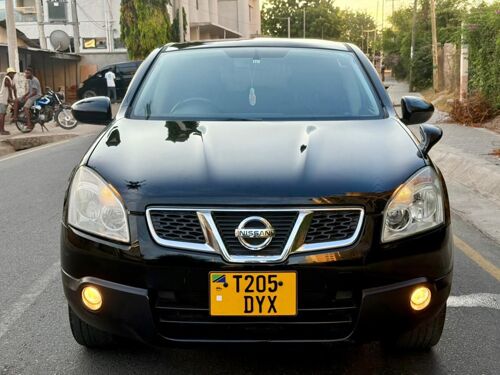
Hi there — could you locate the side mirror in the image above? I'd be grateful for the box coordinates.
[401,96,434,125]
[419,123,442,155]
[71,96,112,125]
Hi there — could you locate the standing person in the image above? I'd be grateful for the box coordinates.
[12,67,42,130]
[0,67,17,135]
[105,69,117,103]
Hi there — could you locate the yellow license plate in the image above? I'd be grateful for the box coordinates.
[209,271,297,316]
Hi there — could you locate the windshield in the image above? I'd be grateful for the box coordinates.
[131,47,382,121]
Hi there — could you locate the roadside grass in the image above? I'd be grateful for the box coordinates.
[421,88,499,133]
[421,88,456,113]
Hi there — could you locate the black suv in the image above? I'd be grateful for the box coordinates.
[65,39,452,350]
[77,61,142,100]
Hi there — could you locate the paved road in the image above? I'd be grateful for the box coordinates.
[0,136,499,374]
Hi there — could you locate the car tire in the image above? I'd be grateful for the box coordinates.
[68,305,114,348]
[82,90,97,98]
[385,306,446,351]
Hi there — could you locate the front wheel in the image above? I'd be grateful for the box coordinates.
[384,306,447,351]
[82,90,97,98]
[68,305,114,348]
[56,107,78,129]
[15,118,33,133]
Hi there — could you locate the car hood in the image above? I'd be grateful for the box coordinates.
[86,118,426,213]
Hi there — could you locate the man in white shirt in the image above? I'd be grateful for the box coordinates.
[104,69,116,103]
[0,67,17,135]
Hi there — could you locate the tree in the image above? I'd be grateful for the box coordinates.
[340,10,376,50]
[384,0,467,90]
[121,0,172,59]
[261,0,344,40]
[464,1,500,109]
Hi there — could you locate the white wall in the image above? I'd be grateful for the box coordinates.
[248,0,260,36]
[15,0,261,48]
[16,0,124,53]
[188,0,211,24]
[218,0,238,32]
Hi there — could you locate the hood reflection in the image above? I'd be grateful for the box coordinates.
[106,128,121,147]
[125,180,146,191]
[165,121,201,143]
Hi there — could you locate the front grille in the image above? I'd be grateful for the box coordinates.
[149,210,205,243]
[147,208,364,261]
[212,212,298,257]
[305,210,361,243]
[153,288,358,342]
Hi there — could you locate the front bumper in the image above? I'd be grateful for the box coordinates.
[61,217,453,344]
[63,269,451,344]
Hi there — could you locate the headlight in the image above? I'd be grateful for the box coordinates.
[68,166,130,243]
[382,166,444,243]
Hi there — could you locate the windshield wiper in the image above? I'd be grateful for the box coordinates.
[220,117,263,121]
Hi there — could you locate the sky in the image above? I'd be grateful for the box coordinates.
[262,1,496,28]
[334,0,414,27]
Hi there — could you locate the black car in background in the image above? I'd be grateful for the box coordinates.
[77,61,142,100]
[65,39,452,351]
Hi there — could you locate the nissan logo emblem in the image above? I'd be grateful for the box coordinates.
[234,216,275,251]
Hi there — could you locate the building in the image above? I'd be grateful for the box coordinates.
[184,0,261,40]
[0,20,79,98]
[0,0,260,89]
[0,1,128,70]
[0,1,260,60]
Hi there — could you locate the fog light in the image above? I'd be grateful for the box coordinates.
[410,286,431,311]
[82,285,102,311]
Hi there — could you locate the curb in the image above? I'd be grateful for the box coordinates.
[0,133,78,157]
[431,144,500,204]
[431,144,500,244]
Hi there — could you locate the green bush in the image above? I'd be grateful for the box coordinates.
[464,2,500,109]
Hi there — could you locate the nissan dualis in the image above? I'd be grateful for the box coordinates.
[63,39,452,350]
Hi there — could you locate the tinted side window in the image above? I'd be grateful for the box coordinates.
[116,64,137,75]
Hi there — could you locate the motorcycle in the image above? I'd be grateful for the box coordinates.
[13,88,78,133]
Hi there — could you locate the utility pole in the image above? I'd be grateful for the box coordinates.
[459,21,469,102]
[374,0,379,65]
[174,0,185,42]
[102,0,109,52]
[5,0,19,71]
[409,0,418,91]
[303,7,306,38]
[179,3,184,42]
[35,0,47,49]
[71,0,81,53]
[279,17,291,38]
[381,0,384,70]
[430,0,439,92]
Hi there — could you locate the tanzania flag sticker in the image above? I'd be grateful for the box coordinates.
[211,274,226,283]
